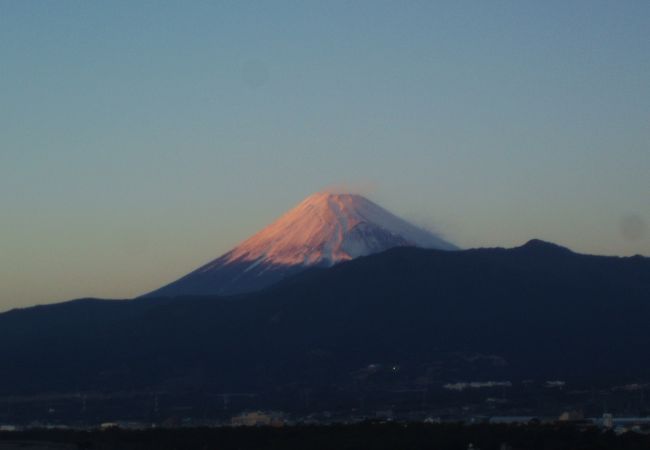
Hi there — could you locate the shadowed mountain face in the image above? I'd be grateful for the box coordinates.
[1,240,649,405]
[144,192,457,297]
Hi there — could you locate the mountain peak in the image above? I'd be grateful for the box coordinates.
[518,239,572,254]
[144,192,457,297]
[219,191,458,268]
[301,190,363,203]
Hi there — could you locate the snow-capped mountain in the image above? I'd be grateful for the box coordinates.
[144,192,457,297]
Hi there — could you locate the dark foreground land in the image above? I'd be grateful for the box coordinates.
[2,423,650,450]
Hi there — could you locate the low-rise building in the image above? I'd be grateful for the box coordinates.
[231,411,284,427]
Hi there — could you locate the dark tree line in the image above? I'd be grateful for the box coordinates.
[2,423,650,450]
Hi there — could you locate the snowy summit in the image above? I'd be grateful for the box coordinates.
[144,192,457,297]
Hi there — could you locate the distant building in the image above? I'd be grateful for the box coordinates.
[558,410,584,421]
[603,413,614,429]
[489,416,537,424]
[375,409,394,420]
[231,411,284,427]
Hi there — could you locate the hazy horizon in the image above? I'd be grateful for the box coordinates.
[2,1,649,309]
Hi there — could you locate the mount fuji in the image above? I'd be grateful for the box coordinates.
[144,192,457,297]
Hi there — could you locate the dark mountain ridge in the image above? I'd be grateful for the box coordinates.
[1,240,649,412]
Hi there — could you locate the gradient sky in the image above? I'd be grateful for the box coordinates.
[1,1,649,310]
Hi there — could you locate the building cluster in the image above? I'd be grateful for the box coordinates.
[2,410,650,435]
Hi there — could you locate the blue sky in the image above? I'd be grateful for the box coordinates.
[1,1,649,309]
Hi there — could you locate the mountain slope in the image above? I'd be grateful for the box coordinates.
[1,240,649,405]
[144,192,457,297]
